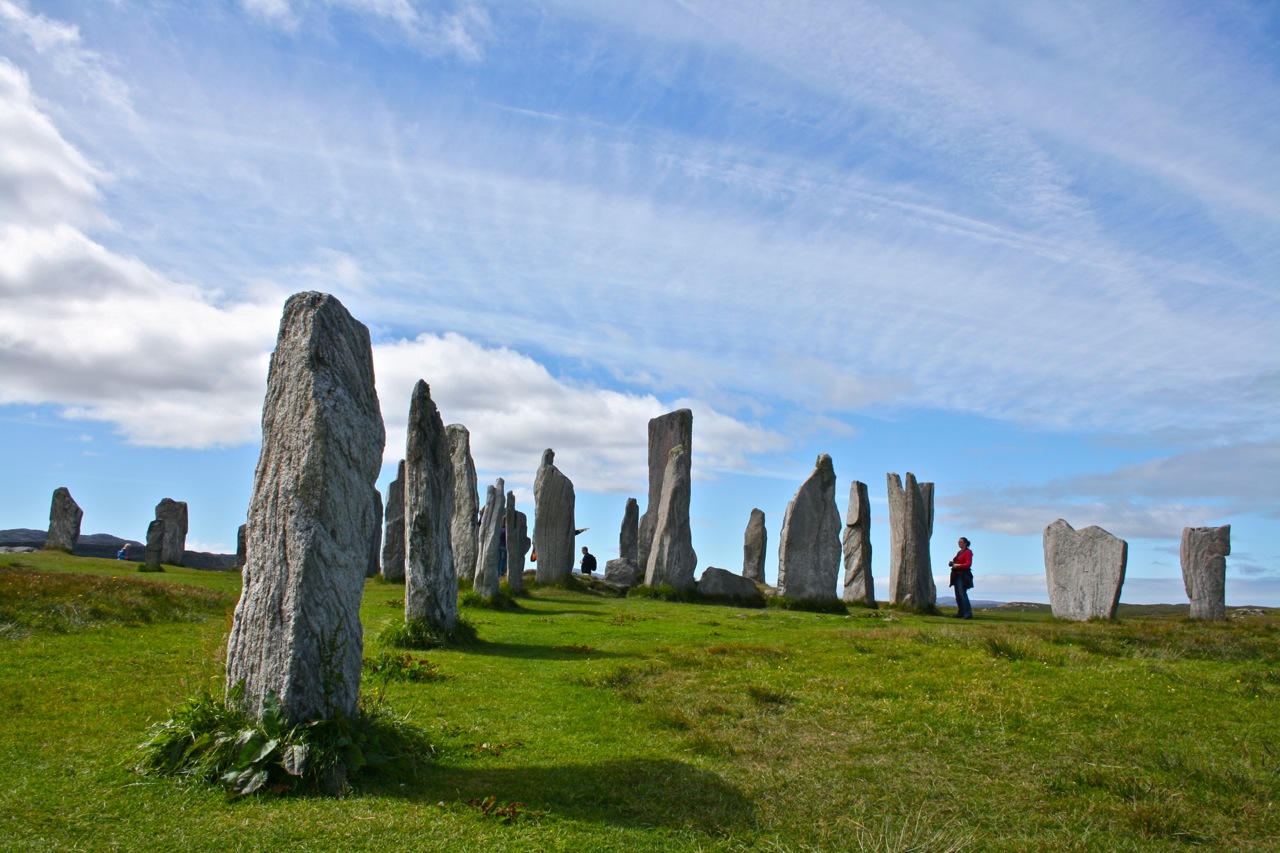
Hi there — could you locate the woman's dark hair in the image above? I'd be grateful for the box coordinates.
[959,537,970,548]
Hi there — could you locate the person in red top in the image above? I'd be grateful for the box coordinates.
[948,537,974,619]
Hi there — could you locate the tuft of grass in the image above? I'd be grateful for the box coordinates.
[362,650,448,684]
[378,616,478,650]
[459,587,520,610]
[137,564,166,573]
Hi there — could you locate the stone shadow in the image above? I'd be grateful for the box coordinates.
[457,640,634,662]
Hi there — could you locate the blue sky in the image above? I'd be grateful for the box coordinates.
[1,0,1276,604]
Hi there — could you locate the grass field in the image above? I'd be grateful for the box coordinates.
[2,550,1277,851]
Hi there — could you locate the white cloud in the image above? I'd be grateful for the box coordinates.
[0,0,132,112]
[239,0,490,60]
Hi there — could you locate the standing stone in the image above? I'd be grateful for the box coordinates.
[45,487,82,552]
[475,480,506,600]
[842,481,875,607]
[235,524,247,569]
[776,454,841,603]
[1043,519,1127,621]
[447,424,479,584]
[154,498,188,566]
[506,494,529,594]
[367,488,383,579]
[643,445,698,591]
[742,508,767,583]
[381,460,406,582]
[144,518,165,567]
[533,449,576,583]
[887,473,936,610]
[638,409,693,572]
[1182,524,1230,621]
[404,380,457,632]
[225,291,384,724]
[619,497,640,564]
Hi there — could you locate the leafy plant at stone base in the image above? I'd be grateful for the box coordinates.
[135,684,436,798]
[378,615,478,650]
[459,585,520,610]
[362,650,448,684]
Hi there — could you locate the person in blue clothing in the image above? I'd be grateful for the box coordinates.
[948,537,974,619]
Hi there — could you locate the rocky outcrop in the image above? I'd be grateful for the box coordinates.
[45,487,82,552]
[154,498,188,566]
[475,480,505,600]
[887,473,935,610]
[698,566,765,605]
[638,409,692,571]
[643,445,697,591]
[841,481,874,607]
[1043,519,1127,621]
[742,508,766,583]
[777,454,841,603]
[225,292,384,724]
[533,449,575,583]
[447,424,479,584]
[381,461,406,582]
[1182,524,1230,621]
[404,380,457,631]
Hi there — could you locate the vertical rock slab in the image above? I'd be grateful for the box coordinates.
[638,409,693,571]
[380,460,406,582]
[144,518,165,567]
[742,508,767,583]
[533,449,576,583]
[842,480,875,606]
[235,524,247,569]
[404,380,456,631]
[447,424,479,584]
[643,445,698,591]
[1182,524,1230,621]
[776,454,841,603]
[45,486,82,552]
[887,473,936,610]
[225,291,385,724]
[506,494,528,594]
[619,497,639,564]
[1043,519,1127,621]
[367,488,383,579]
[475,479,506,600]
[155,498,188,566]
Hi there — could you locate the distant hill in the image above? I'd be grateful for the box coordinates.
[0,528,236,571]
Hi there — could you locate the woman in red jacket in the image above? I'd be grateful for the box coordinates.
[948,537,974,619]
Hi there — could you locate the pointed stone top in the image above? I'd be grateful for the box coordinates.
[541,448,556,466]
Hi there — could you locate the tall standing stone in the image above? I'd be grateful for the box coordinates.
[381,460,406,582]
[235,524,247,569]
[367,488,383,579]
[1182,524,1230,621]
[604,497,642,588]
[404,380,456,632]
[45,487,82,552]
[533,449,576,583]
[643,445,698,591]
[776,454,841,603]
[506,493,529,594]
[225,291,385,723]
[842,480,875,607]
[1043,519,1127,621]
[144,518,165,567]
[475,480,506,600]
[742,508,767,583]
[447,424,479,584]
[638,409,693,572]
[887,472,936,610]
[154,498,188,566]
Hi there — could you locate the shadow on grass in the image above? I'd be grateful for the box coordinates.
[457,639,634,661]
[368,757,756,833]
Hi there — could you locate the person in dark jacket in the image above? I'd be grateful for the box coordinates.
[580,546,597,576]
[948,537,974,619]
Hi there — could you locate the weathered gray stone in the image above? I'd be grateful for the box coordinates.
[619,497,639,565]
[643,445,698,591]
[742,508,767,583]
[533,449,576,583]
[1043,519,1127,621]
[404,380,457,631]
[777,454,841,603]
[638,409,693,571]
[475,480,505,600]
[45,486,82,552]
[1182,524,1230,621]
[154,498,188,565]
[604,558,641,588]
[841,481,875,607]
[887,473,935,610]
[447,424,479,584]
[144,518,165,567]
[235,524,247,569]
[506,498,529,594]
[698,566,765,605]
[367,488,383,579]
[381,460,406,582]
[225,291,384,723]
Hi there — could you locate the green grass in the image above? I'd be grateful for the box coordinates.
[2,549,1279,851]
